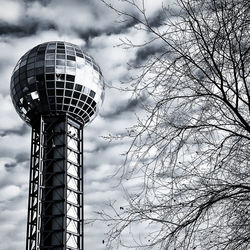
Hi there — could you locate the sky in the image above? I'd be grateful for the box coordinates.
[0,0,171,249]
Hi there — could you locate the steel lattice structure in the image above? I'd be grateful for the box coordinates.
[10,41,105,250]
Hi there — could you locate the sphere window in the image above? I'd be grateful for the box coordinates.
[67,56,75,61]
[47,50,55,53]
[57,60,65,66]
[69,106,74,112]
[75,84,82,91]
[14,71,19,78]
[46,54,55,59]
[86,97,92,105]
[27,63,35,70]
[66,82,74,89]
[46,74,54,80]
[66,75,75,82]
[37,55,45,61]
[46,67,55,73]
[71,99,77,105]
[57,54,65,59]
[65,90,72,97]
[36,68,44,75]
[56,81,64,88]
[73,92,80,99]
[57,49,65,54]
[80,95,86,101]
[20,66,26,73]
[67,61,76,67]
[76,53,83,58]
[49,97,55,103]
[67,50,75,55]
[48,44,56,49]
[29,53,36,58]
[37,51,45,55]
[36,61,44,67]
[56,89,64,96]
[65,98,70,104]
[28,57,35,63]
[89,90,95,98]
[20,73,26,80]
[78,101,84,107]
[56,97,63,103]
[48,89,55,96]
[36,76,44,83]
[47,82,55,88]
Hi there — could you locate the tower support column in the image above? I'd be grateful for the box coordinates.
[26,115,84,250]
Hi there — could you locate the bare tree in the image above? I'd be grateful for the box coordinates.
[99,0,250,249]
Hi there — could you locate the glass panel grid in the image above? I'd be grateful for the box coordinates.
[10,41,105,125]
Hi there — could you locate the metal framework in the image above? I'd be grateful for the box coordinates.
[26,115,84,250]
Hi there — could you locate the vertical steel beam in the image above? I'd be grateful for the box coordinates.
[26,115,84,250]
[26,117,44,250]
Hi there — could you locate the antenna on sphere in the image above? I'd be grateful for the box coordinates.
[10,41,105,250]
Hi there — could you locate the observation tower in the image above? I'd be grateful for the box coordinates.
[10,41,105,250]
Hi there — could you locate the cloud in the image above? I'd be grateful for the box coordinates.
[0,21,56,37]
[25,0,118,35]
[0,94,24,132]
[133,43,167,65]
[0,185,21,201]
[101,96,142,119]
[0,123,29,137]
[0,0,25,24]
[4,152,29,172]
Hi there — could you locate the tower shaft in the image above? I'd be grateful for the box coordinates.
[26,115,84,250]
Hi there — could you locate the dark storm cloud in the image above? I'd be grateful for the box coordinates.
[82,20,141,51]
[4,152,29,171]
[101,96,144,119]
[4,162,17,169]
[76,9,141,49]
[0,123,29,137]
[107,16,140,35]
[133,44,166,65]
[0,21,56,37]
[148,9,167,28]
[15,152,29,163]
[79,29,103,45]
